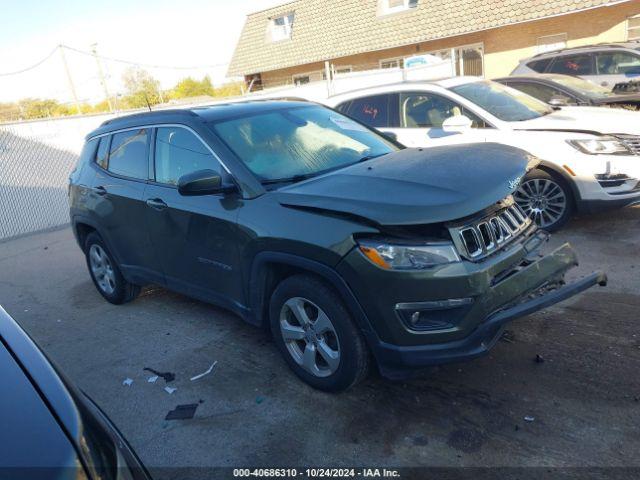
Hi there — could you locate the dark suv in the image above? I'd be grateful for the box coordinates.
[69,101,605,391]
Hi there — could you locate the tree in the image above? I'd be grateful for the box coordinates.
[17,98,63,119]
[0,102,21,122]
[213,81,243,98]
[121,67,163,108]
[170,75,215,99]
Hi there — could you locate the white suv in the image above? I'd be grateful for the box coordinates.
[325,78,640,231]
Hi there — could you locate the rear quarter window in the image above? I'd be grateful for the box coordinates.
[95,136,110,169]
[527,58,553,73]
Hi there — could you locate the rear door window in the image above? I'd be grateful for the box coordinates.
[345,94,392,128]
[154,127,222,185]
[108,129,149,180]
[548,54,594,75]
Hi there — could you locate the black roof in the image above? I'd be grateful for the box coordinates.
[89,100,311,138]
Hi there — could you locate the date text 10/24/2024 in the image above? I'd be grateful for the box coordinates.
[233,468,401,478]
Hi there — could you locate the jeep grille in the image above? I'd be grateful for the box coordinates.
[449,199,532,261]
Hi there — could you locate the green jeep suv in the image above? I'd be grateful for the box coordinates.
[69,101,606,391]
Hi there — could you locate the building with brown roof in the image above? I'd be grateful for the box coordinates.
[228,0,640,90]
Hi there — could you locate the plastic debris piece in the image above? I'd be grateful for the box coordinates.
[164,386,177,394]
[165,404,198,420]
[524,416,535,422]
[535,354,545,364]
[147,375,159,383]
[190,361,218,381]
[143,367,175,383]
[256,396,265,404]
[122,378,133,387]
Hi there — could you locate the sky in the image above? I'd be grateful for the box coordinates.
[0,0,285,104]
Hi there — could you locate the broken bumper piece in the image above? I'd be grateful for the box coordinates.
[372,243,607,379]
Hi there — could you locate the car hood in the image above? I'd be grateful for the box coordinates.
[592,94,640,106]
[513,106,640,135]
[276,143,535,226]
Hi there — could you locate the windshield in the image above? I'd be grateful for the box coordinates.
[210,105,396,182]
[547,75,616,98]
[451,80,554,122]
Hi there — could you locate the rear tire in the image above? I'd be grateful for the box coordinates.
[514,168,574,232]
[85,232,140,305]
[269,274,370,392]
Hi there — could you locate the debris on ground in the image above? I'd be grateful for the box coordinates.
[164,386,177,394]
[143,367,175,383]
[147,375,159,383]
[256,396,265,404]
[122,378,133,387]
[535,354,545,364]
[190,361,218,381]
[501,330,515,343]
[165,403,198,420]
[524,416,535,422]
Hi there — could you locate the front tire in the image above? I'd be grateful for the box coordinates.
[85,232,141,305]
[269,274,370,392]
[514,168,574,232]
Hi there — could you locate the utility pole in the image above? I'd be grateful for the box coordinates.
[91,43,113,112]
[59,45,82,115]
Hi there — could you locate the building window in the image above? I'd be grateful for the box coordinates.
[536,33,567,54]
[379,0,418,15]
[270,13,294,41]
[293,74,310,86]
[628,15,640,41]
[380,57,404,69]
[293,71,323,85]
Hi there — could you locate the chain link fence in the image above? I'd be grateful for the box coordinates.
[0,125,80,240]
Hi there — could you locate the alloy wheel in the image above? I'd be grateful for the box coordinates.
[279,297,341,378]
[89,244,116,295]
[514,178,567,229]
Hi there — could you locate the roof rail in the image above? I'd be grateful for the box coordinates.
[100,108,199,127]
[531,42,633,58]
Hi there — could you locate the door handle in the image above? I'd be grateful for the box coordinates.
[94,186,108,196]
[146,198,168,211]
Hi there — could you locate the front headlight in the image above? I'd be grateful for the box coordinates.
[568,137,630,155]
[358,240,460,270]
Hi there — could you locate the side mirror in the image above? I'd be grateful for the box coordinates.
[177,169,223,196]
[548,95,570,107]
[442,115,473,133]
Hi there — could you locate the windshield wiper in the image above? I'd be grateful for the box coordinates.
[261,153,389,186]
[260,172,319,185]
[356,152,388,163]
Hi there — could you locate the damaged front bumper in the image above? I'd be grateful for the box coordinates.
[339,236,607,379]
[373,267,606,377]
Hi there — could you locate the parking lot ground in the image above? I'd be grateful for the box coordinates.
[0,207,639,478]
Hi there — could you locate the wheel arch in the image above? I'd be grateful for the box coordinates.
[248,252,379,346]
[531,161,581,207]
[71,216,121,263]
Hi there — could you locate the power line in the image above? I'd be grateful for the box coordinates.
[61,44,229,70]
[0,47,59,77]
[0,44,229,78]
